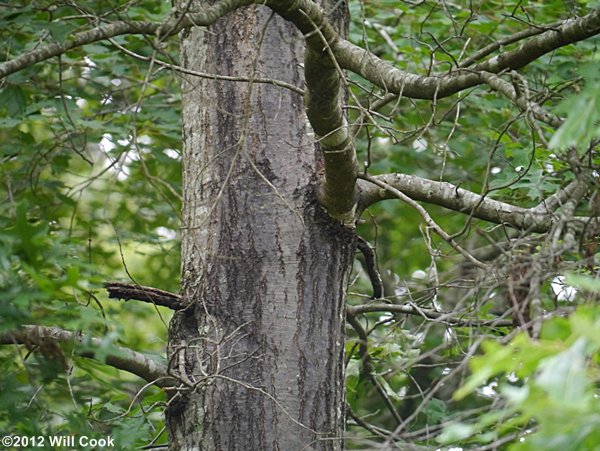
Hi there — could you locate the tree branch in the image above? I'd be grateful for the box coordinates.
[268,0,359,222]
[0,325,174,388]
[333,8,600,100]
[305,45,359,222]
[479,71,563,128]
[2,1,597,229]
[109,38,304,95]
[267,1,599,223]
[346,313,404,425]
[104,282,187,310]
[459,20,564,68]
[273,2,600,101]
[358,173,577,233]
[0,0,252,79]
[359,174,489,269]
[535,179,584,213]
[356,236,384,299]
[3,0,598,105]
[473,9,600,74]
[348,303,513,328]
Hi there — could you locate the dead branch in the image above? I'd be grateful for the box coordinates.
[356,236,384,299]
[104,282,187,310]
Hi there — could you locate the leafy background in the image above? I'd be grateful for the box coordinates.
[1,0,599,449]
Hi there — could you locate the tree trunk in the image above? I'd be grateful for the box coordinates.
[167,3,353,449]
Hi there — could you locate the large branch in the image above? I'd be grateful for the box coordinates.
[269,0,359,221]
[0,325,173,388]
[333,8,600,100]
[304,46,359,222]
[267,1,600,222]
[1,21,156,79]
[358,173,580,233]
[272,0,600,99]
[458,20,565,68]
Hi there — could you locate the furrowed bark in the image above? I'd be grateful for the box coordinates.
[169,1,353,448]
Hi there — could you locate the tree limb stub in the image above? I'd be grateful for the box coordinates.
[104,282,187,310]
[0,325,174,388]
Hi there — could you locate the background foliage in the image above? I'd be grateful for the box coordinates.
[1,0,599,449]
[1,0,180,445]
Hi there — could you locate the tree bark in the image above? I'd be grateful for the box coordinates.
[167,2,353,449]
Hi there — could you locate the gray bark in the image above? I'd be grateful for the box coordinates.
[167,3,353,449]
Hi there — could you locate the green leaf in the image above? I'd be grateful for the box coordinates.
[436,422,475,444]
[0,86,27,116]
[378,376,403,401]
[47,22,72,44]
[549,63,600,153]
[424,398,448,424]
[453,340,514,400]
[535,337,590,406]
[565,273,600,292]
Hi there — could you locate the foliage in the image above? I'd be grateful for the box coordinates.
[344,0,600,448]
[441,304,600,450]
[1,0,599,449]
[549,62,600,153]
[1,0,179,445]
